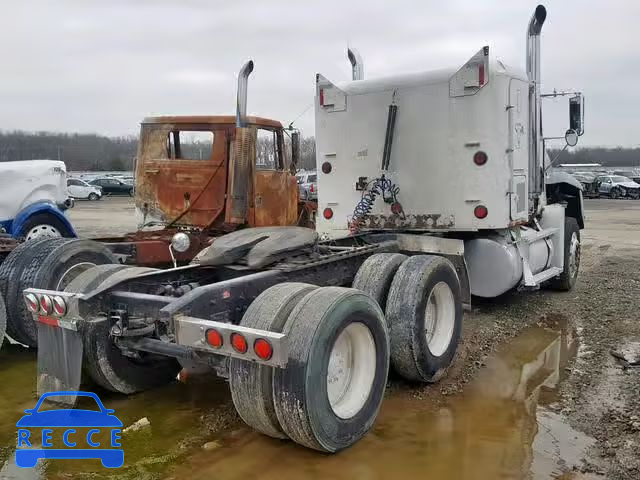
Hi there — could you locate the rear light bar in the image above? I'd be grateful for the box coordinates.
[25,292,68,317]
[23,288,80,331]
[175,316,288,367]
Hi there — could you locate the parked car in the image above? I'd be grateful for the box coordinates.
[595,175,640,199]
[67,178,102,201]
[90,177,134,196]
[0,160,76,241]
[296,171,317,200]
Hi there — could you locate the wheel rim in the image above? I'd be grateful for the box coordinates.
[568,232,580,279]
[424,282,456,357]
[326,322,377,419]
[56,262,97,290]
[25,224,62,241]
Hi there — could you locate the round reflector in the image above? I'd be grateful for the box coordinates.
[391,202,403,215]
[231,333,248,353]
[474,205,488,219]
[39,295,53,315]
[473,151,488,166]
[321,161,332,174]
[25,293,39,313]
[52,296,67,316]
[254,338,273,361]
[323,208,334,220]
[206,329,223,348]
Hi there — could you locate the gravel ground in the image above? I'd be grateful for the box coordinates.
[402,199,640,479]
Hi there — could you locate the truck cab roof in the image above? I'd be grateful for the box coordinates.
[141,115,283,130]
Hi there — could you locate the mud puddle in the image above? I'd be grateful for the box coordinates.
[0,317,600,480]
[0,340,236,480]
[167,318,600,480]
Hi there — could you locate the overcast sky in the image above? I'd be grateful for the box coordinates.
[0,0,637,147]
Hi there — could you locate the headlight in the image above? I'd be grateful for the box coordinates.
[171,232,191,253]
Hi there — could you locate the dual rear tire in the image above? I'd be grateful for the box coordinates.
[354,253,463,383]
[230,284,390,453]
[230,253,463,452]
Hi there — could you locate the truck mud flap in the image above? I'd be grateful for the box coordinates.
[37,323,83,404]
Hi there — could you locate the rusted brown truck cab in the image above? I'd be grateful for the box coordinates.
[135,115,299,230]
[98,115,302,267]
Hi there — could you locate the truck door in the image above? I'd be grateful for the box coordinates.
[252,128,298,227]
[136,125,229,229]
[508,81,529,221]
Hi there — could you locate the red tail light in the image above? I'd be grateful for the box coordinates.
[254,338,273,360]
[39,295,53,315]
[206,329,223,348]
[323,208,333,220]
[231,333,248,353]
[474,205,488,219]
[310,184,315,193]
[319,88,325,106]
[478,63,485,86]
[52,296,67,316]
[25,293,39,313]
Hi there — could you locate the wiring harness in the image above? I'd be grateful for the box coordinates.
[348,175,401,234]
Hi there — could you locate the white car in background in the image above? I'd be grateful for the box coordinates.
[67,178,102,201]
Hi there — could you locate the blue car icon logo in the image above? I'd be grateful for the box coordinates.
[16,391,124,468]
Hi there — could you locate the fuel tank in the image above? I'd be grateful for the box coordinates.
[464,229,551,298]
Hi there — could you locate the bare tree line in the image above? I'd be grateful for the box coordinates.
[1,130,637,172]
[0,130,317,172]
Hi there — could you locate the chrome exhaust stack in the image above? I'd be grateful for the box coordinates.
[527,5,547,201]
[347,48,364,81]
[236,60,254,128]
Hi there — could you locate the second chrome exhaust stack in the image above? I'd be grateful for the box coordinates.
[526,5,547,199]
[347,48,364,81]
[236,60,254,128]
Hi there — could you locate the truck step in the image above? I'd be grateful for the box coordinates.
[527,267,563,286]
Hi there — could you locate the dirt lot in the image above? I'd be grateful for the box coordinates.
[1,198,639,479]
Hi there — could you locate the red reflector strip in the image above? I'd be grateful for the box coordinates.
[478,63,485,86]
[319,88,325,106]
[38,315,60,327]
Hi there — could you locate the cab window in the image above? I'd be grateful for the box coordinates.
[166,131,215,161]
[256,128,284,171]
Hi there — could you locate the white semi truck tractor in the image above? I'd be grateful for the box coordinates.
[24,4,584,454]
[315,4,584,297]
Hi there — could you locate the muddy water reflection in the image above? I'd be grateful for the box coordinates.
[171,321,590,480]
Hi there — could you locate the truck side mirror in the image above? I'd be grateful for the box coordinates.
[565,128,578,147]
[291,130,300,171]
[569,95,584,136]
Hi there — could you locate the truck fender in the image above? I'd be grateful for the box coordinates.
[546,172,585,229]
[11,202,77,237]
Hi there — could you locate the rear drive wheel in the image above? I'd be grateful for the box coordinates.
[386,255,462,383]
[549,217,581,291]
[12,239,117,347]
[273,287,389,452]
[229,283,318,439]
[81,266,179,393]
[0,292,7,350]
[0,238,70,345]
[352,253,407,311]
[88,192,99,201]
